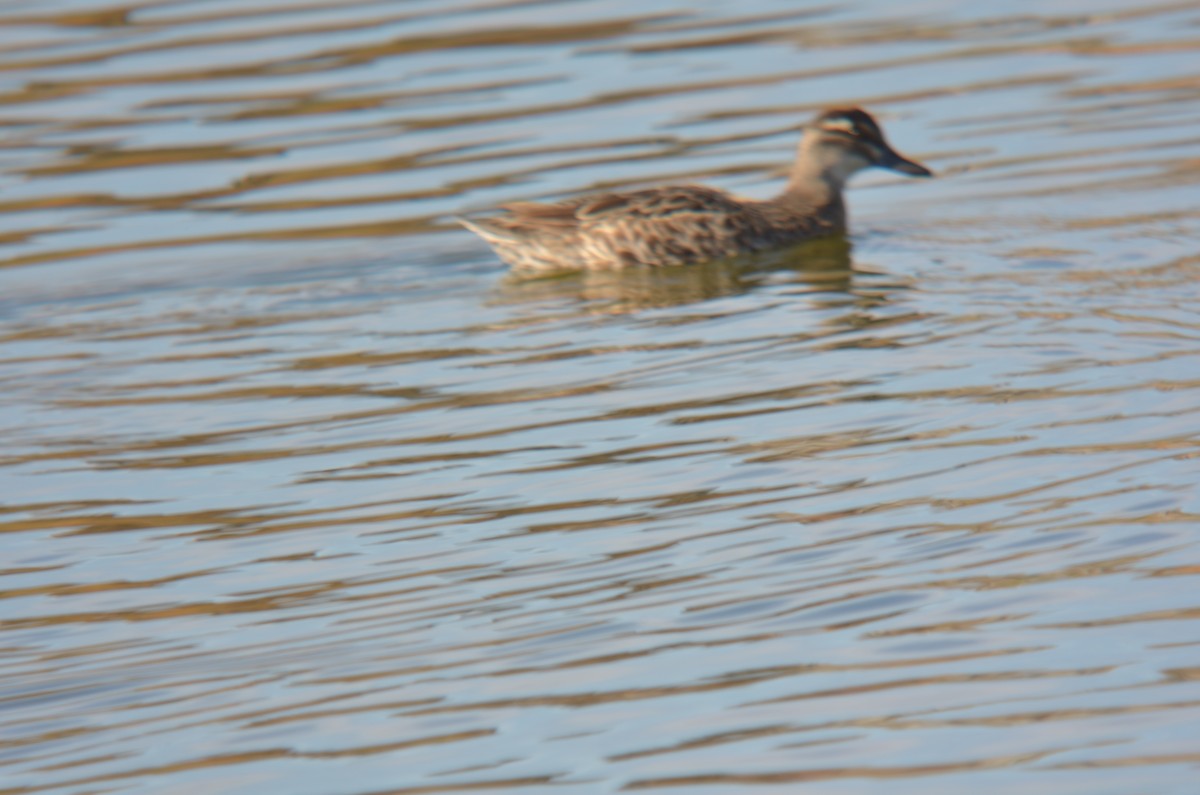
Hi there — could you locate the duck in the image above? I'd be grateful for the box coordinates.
[458,107,932,273]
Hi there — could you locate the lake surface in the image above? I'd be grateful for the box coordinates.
[1,1,1199,793]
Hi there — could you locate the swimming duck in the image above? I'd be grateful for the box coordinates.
[458,107,932,273]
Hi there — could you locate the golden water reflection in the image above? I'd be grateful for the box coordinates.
[1,1,1200,794]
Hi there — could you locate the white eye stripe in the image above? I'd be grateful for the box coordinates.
[819,118,858,134]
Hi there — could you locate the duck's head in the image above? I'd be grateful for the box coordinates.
[800,107,933,183]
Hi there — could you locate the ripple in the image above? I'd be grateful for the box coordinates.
[1,0,1200,793]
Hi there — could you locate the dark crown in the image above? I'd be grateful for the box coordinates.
[812,107,883,140]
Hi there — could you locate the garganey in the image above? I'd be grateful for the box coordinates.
[459,107,932,273]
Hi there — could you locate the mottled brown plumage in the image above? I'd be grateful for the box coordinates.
[459,107,932,273]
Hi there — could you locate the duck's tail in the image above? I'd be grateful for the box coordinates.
[456,215,522,244]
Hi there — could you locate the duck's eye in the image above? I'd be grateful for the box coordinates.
[819,117,859,135]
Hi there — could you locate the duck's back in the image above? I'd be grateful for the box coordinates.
[461,186,834,272]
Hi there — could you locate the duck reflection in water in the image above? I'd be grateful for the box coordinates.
[459,107,932,274]
[490,236,907,317]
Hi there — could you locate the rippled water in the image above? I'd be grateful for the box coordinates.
[2,1,1199,793]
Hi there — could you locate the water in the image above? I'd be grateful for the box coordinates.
[1,1,1199,793]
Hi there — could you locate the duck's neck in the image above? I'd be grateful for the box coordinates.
[774,141,856,228]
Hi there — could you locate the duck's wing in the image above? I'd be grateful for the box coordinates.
[462,186,745,235]
[497,185,748,225]
[499,199,587,226]
[457,196,589,244]
[575,185,747,222]
[459,186,762,269]
[573,186,763,266]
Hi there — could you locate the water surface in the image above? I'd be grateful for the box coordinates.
[1,1,1199,793]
